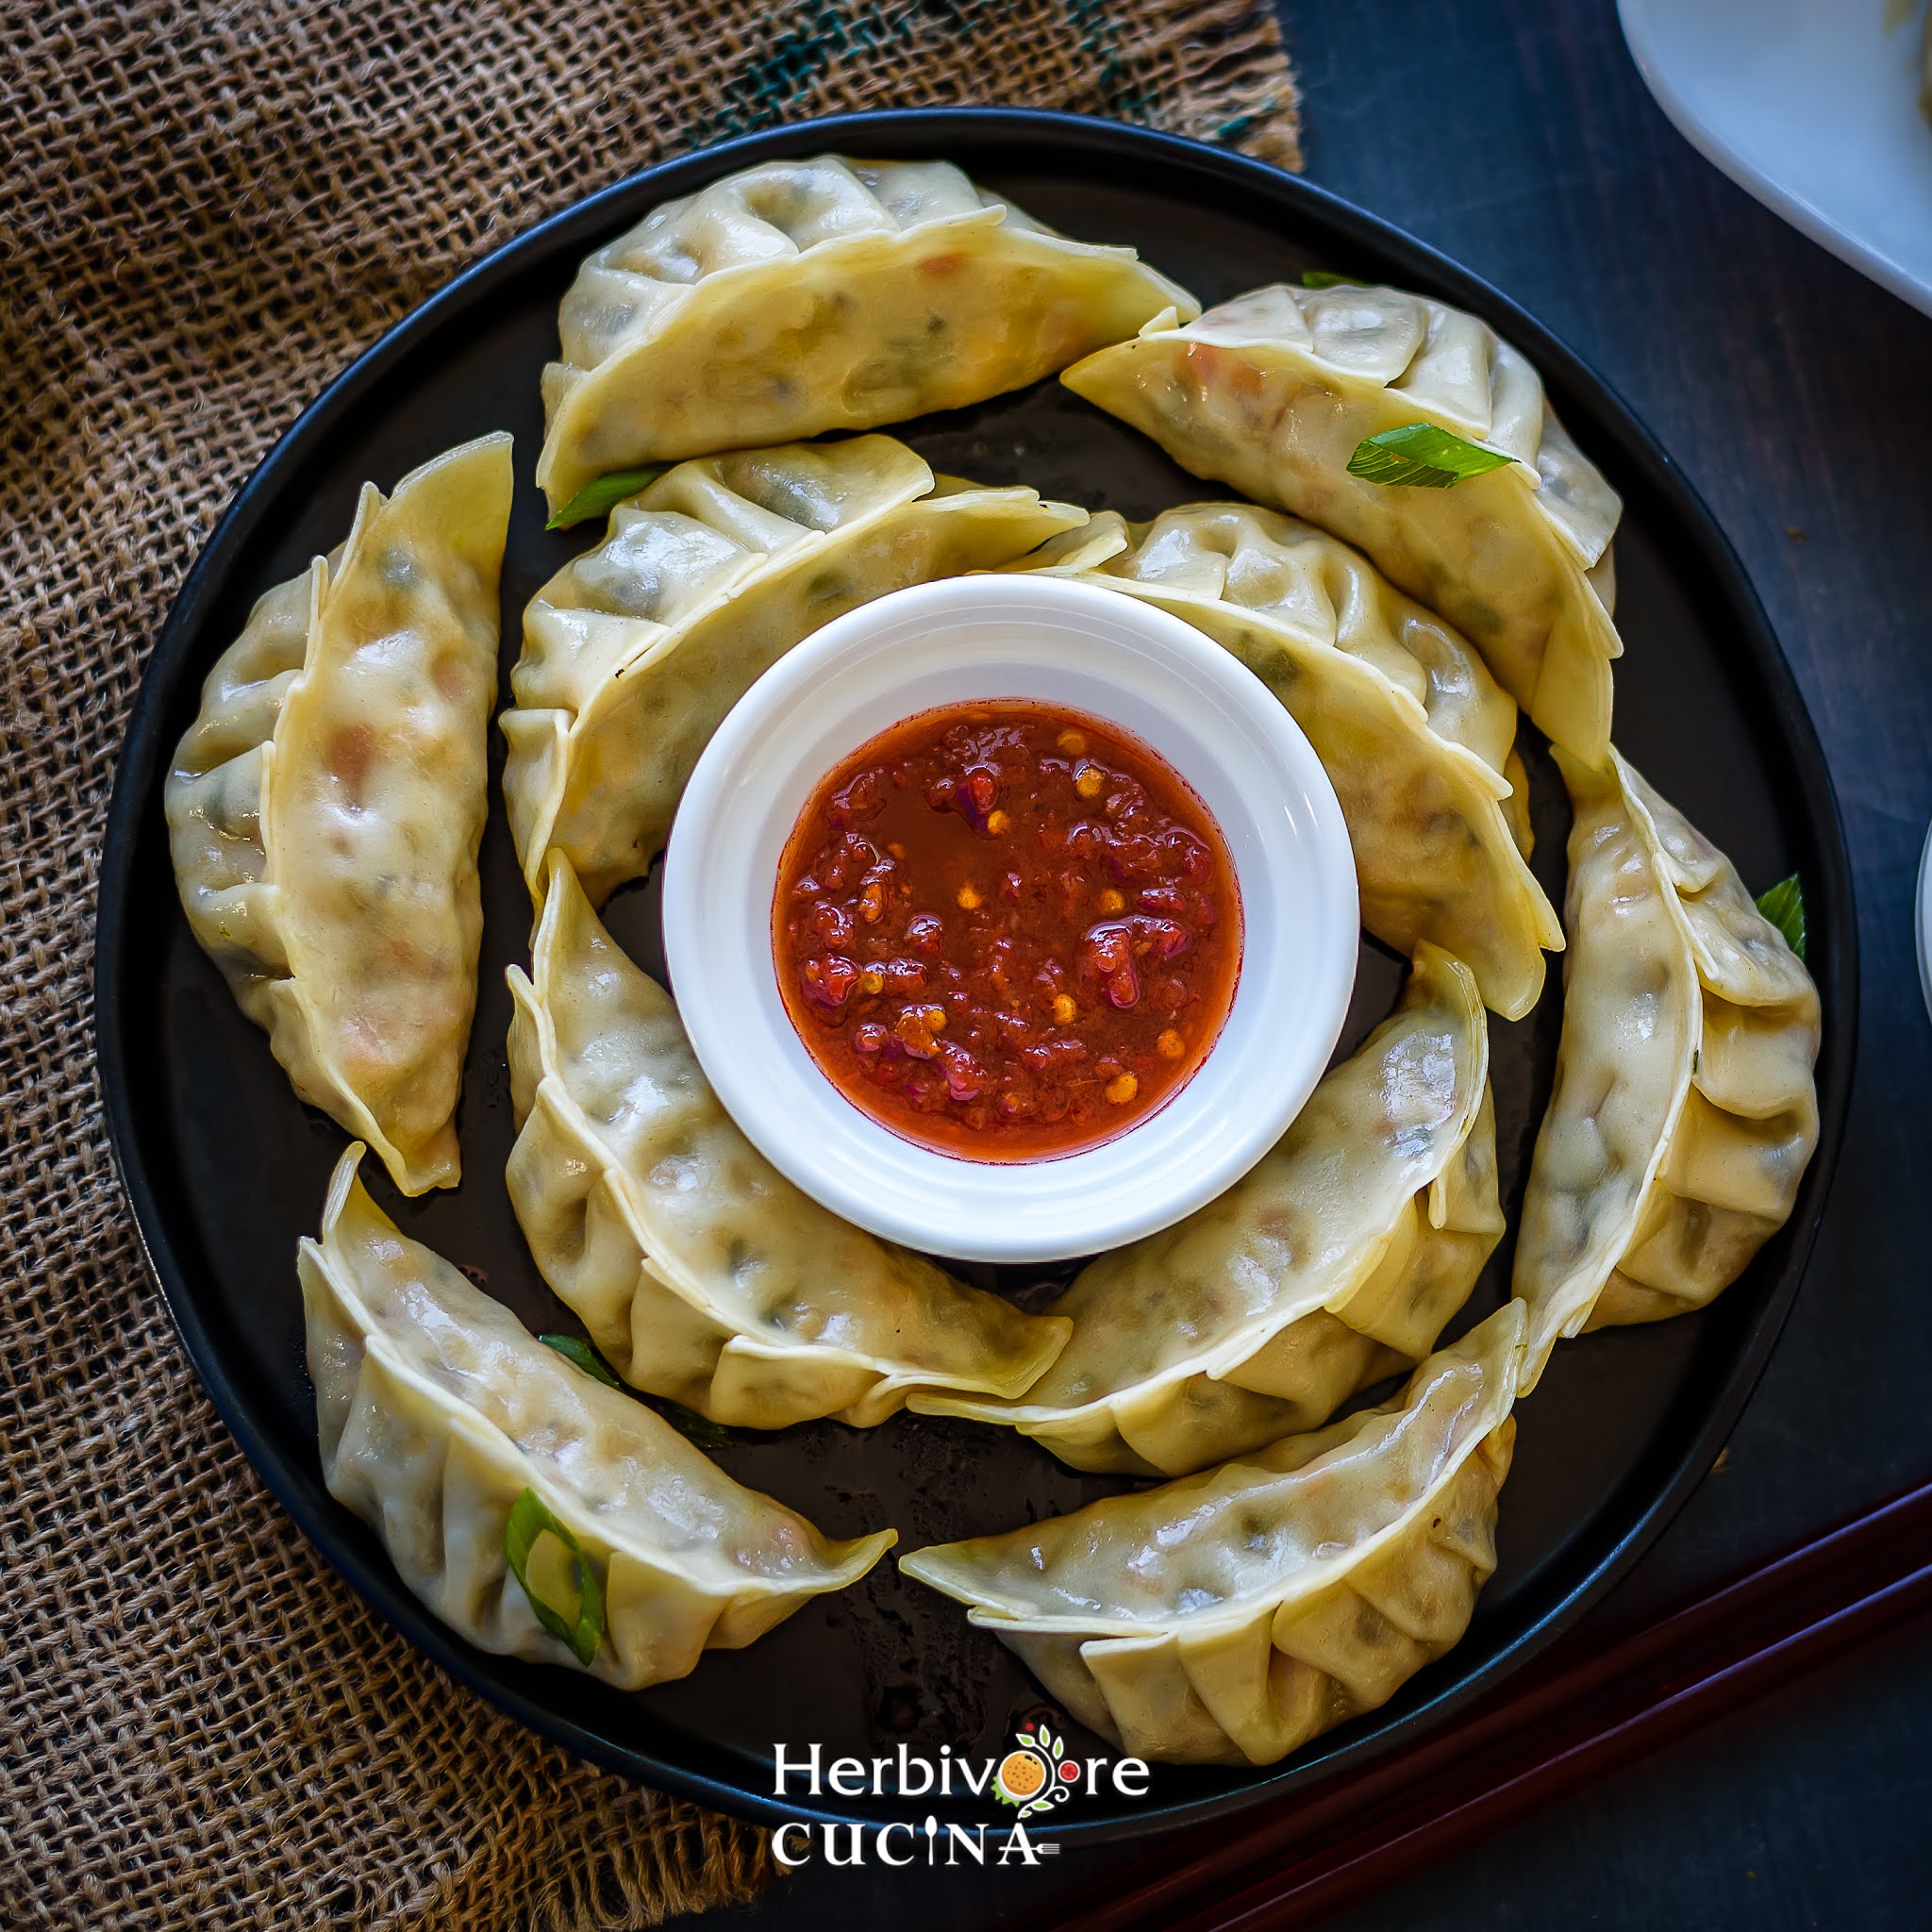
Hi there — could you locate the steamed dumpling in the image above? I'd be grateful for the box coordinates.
[1026,504,1560,1019]
[303,1145,893,1688]
[505,856,1071,1428]
[502,436,1086,906]
[165,434,512,1193]
[902,1301,1524,1767]
[1512,752,1821,1390]
[911,944,1503,1475]
[1062,283,1623,765]
[536,155,1198,513]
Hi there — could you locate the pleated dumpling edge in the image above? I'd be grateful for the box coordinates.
[502,435,1089,908]
[165,432,512,1193]
[303,1143,894,1690]
[910,944,1504,1476]
[537,154,1199,509]
[1019,501,1561,1020]
[1511,749,1821,1391]
[900,1300,1526,1767]
[1062,281,1623,765]
[505,854,1072,1429]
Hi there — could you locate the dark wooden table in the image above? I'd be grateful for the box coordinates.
[671,2,1932,1924]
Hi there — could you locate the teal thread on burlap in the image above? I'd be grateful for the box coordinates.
[1064,0,1148,123]
[698,0,1168,143]
[706,0,880,136]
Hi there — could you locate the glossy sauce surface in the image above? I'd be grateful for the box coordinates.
[773,700,1241,1161]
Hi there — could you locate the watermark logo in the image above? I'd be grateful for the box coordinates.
[992,1718,1074,1820]
[768,1721,1148,1868]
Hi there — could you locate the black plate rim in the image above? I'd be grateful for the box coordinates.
[94,105,1858,1839]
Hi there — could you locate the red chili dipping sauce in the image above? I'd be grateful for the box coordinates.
[773,700,1242,1161]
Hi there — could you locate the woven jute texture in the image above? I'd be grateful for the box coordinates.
[0,4,1299,1926]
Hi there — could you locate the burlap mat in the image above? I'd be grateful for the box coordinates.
[0,5,1298,1925]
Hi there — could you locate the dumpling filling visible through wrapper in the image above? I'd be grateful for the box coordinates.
[505,855,1071,1429]
[1512,750,1821,1391]
[502,435,1088,908]
[902,1302,1525,1767]
[165,433,512,1193]
[912,944,1505,1476]
[536,154,1198,510]
[1062,282,1624,766]
[1021,503,1560,1020]
[302,1145,894,1688]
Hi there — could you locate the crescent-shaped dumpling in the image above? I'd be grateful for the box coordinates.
[505,856,1072,1428]
[535,155,1198,513]
[1513,751,1821,1391]
[911,944,1504,1476]
[1061,282,1623,765]
[901,1301,1524,1767]
[1025,503,1561,1019]
[303,1145,894,1688]
[501,436,1087,907]
[165,434,512,1193]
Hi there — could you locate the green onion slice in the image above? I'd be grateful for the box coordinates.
[505,1488,604,1667]
[545,466,668,531]
[539,1333,622,1388]
[655,1400,733,1452]
[1755,874,1807,960]
[1301,270,1363,289]
[1346,422,1516,490]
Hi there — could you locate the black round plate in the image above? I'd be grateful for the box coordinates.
[95,108,1856,1840]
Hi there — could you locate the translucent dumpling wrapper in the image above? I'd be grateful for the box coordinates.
[1024,504,1560,1019]
[1061,282,1624,765]
[302,1145,893,1689]
[535,154,1199,512]
[902,1300,1525,1768]
[1512,751,1821,1391]
[505,856,1072,1428]
[911,944,1504,1476]
[165,434,512,1193]
[502,435,1087,906]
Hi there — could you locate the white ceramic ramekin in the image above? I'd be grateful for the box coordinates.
[661,574,1357,1264]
